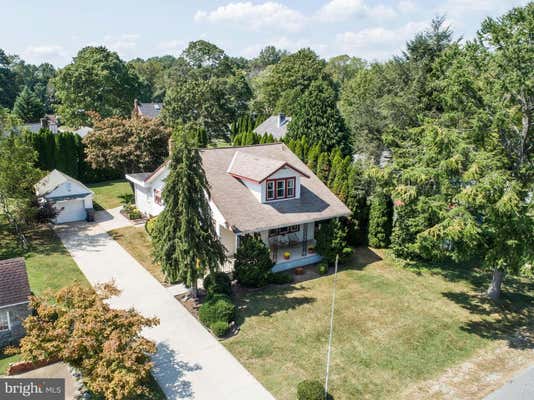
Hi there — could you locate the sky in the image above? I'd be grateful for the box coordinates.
[0,0,527,67]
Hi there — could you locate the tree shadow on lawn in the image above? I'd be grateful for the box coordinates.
[0,223,69,260]
[234,285,316,325]
[341,246,383,271]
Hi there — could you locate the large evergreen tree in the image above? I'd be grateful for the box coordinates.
[12,86,45,122]
[151,126,226,295]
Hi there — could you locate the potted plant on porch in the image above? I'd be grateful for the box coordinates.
[283,251,291,260]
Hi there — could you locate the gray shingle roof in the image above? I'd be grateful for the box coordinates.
[35,169,93,198]
[227,151,308,183]
[138,103,163,119]
[200,143,351,233]
[253,114,291,139]
[0,258,31,307]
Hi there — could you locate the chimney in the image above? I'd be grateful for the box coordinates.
[278,113,286,128]
[40,117,49,130]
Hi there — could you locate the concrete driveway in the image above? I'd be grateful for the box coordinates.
[484,365,534,400]
[54,221,274,400]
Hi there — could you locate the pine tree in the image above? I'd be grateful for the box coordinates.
[12,87,45,123]
[328,150,343,187]
[307,144,321,172]
[151,127,226,296]
[316,152,330,182]
[333,156,352,201]
[299,136,309,163]
[368,191,393,248]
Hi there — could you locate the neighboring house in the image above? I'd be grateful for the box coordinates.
[23,115,59,134]
[132,99,163,119]
[253,114,291,140]
[0,258,31,348]
[72,126,93,138]
[126,143,351,272]
[35,169,94,224]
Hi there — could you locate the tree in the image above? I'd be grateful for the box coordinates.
[249,45,288,74]
[233,235,274,287]
[367,191,393,248]
[0,117,41,248]
[325,55,366,85]
[15,283,158,400]
[151,126,226,295]
[286,79,351,153]
[54,46,141,126]
[83,113,170,174]
[0,49,18,109]
[12,86,45,122]
[316,152,331,182]
[315,219,350,264]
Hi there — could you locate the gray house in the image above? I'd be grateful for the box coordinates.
[0,258,31,348]
[254,114,291,140]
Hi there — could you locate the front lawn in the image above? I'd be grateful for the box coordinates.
[0,222,89,296]
[88,179,132,210]
[223,248,534,400]
[109,226,166,284]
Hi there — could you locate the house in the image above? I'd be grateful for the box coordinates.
[0,258,31,348]
[253,114,291,140]
[132,99,163,119]
[35,169,94,224]
[126,143,351,272]
[23,115,59,134]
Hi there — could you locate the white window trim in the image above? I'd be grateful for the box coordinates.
[0,310,11,332]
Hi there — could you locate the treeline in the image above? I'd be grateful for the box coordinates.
[22,129,122,182]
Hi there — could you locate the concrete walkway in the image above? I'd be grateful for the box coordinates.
[94,206,133,231]
[484,365,534,400]
[54,221,274,400]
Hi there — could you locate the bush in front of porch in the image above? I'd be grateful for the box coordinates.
[234,235,274,287]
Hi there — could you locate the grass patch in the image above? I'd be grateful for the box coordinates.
[223,247,534,400]
[88,179,132,211]
[0,353,20,375]
[109,226,166,284]
[0,222,89,296]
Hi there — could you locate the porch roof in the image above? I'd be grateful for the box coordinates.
[200,143,351,234]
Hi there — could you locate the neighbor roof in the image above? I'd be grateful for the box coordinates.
[201,143,351,233]
[227,151,309,183]
[0,258,31,308]
[138,102,163,119]
[253,114,291,139]
[35,169,93,198]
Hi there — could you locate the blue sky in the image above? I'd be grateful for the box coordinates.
[0,0,527,66]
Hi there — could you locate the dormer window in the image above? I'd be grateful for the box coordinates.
[267,177,296,201]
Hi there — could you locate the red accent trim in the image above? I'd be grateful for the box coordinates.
[266,177,296,201]
[259,162,310,183]
[228,173,261,184]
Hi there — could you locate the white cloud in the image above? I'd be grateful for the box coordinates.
[397,0,416,14]
[157,39,186,54]
[103,33,139,52]
[316,0,396,22]
[438,0,528,17]
[21,45,69,65]
[336,21,427,60]
[194,2,305,32]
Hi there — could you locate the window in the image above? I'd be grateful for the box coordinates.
[276,180,285,198]
[268,225,300,237]
[154,188,163,206]
[0,311,10,332]
[287,178,295,198]
[266,177,297,201]
[289,224,300,233]
[266,181,275,200]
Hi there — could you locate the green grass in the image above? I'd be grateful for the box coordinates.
[223,247,534,400]
[109,226,167,284]
[88,179,132,211]
[0,353,20,375]
[0,222,89,296]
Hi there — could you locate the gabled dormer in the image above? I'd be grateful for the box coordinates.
[227,151,309,203]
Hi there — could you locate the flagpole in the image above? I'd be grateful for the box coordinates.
[324,254,339,399]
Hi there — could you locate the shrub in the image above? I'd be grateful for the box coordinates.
[210,321,230,337]
[234,235,274,287]
[317,262,328,275]
[119,193,134,205]
[316,218,349,264]
[297,380,331,400]
[145,217,157,236]
[198,295,235,326]
[203,272,232,297]
[368,191,393,248]
[268,272,293,284]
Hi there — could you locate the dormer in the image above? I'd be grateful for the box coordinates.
[227,151,309,203]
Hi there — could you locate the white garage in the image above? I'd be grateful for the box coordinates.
[35,170,94,224]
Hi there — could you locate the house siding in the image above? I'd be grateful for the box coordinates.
[0,303,30,349]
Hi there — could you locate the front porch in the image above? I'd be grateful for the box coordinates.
[269,239,323,272]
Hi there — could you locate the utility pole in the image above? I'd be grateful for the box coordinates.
[324,254,339,399]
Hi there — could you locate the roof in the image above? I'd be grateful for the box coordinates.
[253,114,291,139]
[35,169,93,198]
[227,151,309,183]
[200,143,351,233]
[0,258,31,308]
[137,102,163,119]
[73,126,93,138]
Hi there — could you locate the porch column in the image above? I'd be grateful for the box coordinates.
[301,223,308,256]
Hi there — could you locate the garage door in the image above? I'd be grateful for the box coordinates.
[54,199,86,223]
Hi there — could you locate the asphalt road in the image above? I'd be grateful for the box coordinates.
[484,365,534,400]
